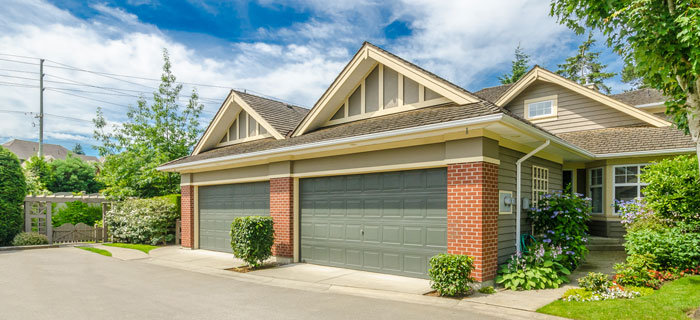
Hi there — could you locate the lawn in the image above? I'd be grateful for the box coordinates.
[76,246,112,257]
[538,276,700,320]
[103,243,158,254]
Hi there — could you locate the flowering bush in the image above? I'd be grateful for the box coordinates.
[613,253,662,289]
[617,199,664,231]
[496,244,570,290]
[12,232,49,246]
[105,197,179,245]
[577,272,611,292]
[563,287,641,302]
[530,190,592,269]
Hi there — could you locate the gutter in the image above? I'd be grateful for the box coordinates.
[515,140,550,255]
[635,102,664,109]
[158,113,505,171]
[595,147,695,158]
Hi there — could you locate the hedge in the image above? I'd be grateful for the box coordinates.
[0,146,27,246]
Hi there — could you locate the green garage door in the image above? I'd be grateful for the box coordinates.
[199,181,269,252]
[300,168,447,278]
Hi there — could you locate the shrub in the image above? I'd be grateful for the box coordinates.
[12,232,49,246]
[562,288,593,300]
[578,272,611,292]
[497,244,570,290]
[428,254,475,296]
[613,254,662,289]
[48,154,102,194]
[624,226,700,270]
[230,216,274,268]
[617,199,665,232]
[52,201,103,227]
[0,146,27,246]
[530,189,592,269]
[105,197,179,245]
[478,286,496,294]
[639,155,700,225]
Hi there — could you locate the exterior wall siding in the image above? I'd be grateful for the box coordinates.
[497,147,563,264]
[270,177,294,257]
[447,162,499,282]
[505,80,646,134]
[180,185,195,248]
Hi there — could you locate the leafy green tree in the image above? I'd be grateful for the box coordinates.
[621,60,647,91]
[550,0,700,171]
[72,143,85,155]
[48,154,101,194]
[0,146,27,245]
[499,44,531,84]
[23,155,52,192]
[52,201,102,227]
[93,49,203,199]
[557,33,616,93]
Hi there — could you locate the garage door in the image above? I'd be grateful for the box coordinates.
[300,168,447,278]
[199,181,269,252]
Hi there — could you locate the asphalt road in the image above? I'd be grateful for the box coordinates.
[0,247,500,320]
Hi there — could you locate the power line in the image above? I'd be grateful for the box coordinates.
[0,68,39,74]
[0,81,39,88]
[0,58,40,66]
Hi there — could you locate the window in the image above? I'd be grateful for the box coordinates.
[524,95,557,120]
[589,168,604,214]
[613,164,648,212]
[532,166,549,206]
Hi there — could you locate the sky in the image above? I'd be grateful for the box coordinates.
[0,0,630,157]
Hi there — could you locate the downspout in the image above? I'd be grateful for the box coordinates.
[515,140,550,254]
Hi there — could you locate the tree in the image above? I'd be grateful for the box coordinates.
[499,44,531,84]
[621,60,646,91]
[550,0,700,171]
[72,143,85,155]
[48,154,102,194]
[0,146,27,245]
[24,155,52,192]
[93,49,203,199]
[556,33,616,93]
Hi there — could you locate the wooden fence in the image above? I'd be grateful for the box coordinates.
[52,223,106,243]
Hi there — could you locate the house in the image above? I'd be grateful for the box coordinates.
[2,139,100,164]
[158,42,694,284]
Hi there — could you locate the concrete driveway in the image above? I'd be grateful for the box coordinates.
[0,247,523,320]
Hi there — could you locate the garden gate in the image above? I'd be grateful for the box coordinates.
[24,193,110,244]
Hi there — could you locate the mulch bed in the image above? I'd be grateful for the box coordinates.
[226,263,278,273]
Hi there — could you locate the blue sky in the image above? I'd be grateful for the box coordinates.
[0,0,627,157]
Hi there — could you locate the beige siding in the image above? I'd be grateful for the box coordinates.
[497,147,563,264]
[505,80,646,133]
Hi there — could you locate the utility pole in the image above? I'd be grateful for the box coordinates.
[39,58,44,158]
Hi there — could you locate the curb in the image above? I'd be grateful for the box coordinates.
[0,244,59,251]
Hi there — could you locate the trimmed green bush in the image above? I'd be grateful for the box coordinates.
[640,155,700,225]
[478,286,496,294]
[0,146,27,246]
[578,272,611,292]
[105,197,179,245]
[613,254,662,289]
[624,226,700,270]
[230,216,274,268]
[428,254,475,296]
[12,232,49,246]
[52,201,103,227]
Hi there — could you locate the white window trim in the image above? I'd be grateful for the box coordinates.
[612,164,649,213]
[588,167,604,215]
[532,165,549,207]
[524,95,558,121]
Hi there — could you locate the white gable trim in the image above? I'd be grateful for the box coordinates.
[292,43,480,137]
[192,91,284,155]
[495,67,671,127]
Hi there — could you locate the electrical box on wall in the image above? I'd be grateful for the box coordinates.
[499,190,513,214]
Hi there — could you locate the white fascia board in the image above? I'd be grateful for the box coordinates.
[635,102,665,109]
[500,116,595,158]
[158,113,504,171]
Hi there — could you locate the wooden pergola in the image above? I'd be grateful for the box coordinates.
[24,193,110,244]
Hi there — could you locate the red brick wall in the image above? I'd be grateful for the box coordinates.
[447,162,499,282]
[270,177,294,257]
[180,185,195,248]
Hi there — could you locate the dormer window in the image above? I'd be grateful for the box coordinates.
[218,109,270,146]
[524,95,558,120]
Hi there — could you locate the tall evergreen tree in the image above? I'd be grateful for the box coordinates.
[499,44,531,84]
[71,143,85,155]
[93,49,203,199]
[556,33,616,93]
[620,60,647,91]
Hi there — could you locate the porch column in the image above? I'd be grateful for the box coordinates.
[180,185,195,248]
[447,161,499,282]
[270,177,294,258]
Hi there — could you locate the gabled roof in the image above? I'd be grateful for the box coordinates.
[474,83,514,102]
[2,139,99,162]
[191,90,309,155]
[557,126,694,155]
[490,66,671,127]
[292,42,482,137]
[610,88,665,107]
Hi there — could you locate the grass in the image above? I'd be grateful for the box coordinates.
[537,276,700,320]
[76,246,112,257]
[103,243,158,254]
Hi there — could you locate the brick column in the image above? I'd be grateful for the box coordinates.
[447,162,499,282]
[180,185,195,249]
[270,177,294,257]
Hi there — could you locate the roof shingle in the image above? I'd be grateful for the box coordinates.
[556,126,693,154]
[609,88,665,106]
[473,84,513,102]
[234,90,309,137]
